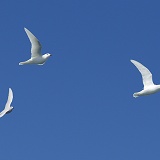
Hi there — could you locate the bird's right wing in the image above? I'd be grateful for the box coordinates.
[4,88,13,110]
[130,60,154,88]
[24,28,42,58]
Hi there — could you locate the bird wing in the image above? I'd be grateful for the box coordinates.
[0,110,7,118]
[130,60,154,88]
[4,88,13,110]
[24,28,42,58]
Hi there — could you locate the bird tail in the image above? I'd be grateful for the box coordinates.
[19,62,24,65]
[133,92,139,98]
[19,61,30,65]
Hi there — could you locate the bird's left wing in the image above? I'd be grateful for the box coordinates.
[130,60,154,88]
[4,88,13,110]
[24,28,42,58]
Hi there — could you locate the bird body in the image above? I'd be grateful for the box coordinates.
[131,60,160,98]
[19,28,51,65]
[19,54,50,65]
[133,85,160,98]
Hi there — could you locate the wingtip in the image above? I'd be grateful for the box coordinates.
[8,88,13,98]
[24,27,30,33]
[9,88,12,93]
[24,27,27,31]
[130,59,137,64]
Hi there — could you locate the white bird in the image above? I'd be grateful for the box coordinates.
[19,28,52,65]
[130,59,160,98]
[0,88,13,118]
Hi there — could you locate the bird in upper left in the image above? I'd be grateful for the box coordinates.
[130,59,160,98]
[19,28,52,65]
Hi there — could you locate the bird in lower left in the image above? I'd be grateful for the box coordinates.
[0,88,13,118]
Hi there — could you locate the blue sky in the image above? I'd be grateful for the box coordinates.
[0,0,160,159]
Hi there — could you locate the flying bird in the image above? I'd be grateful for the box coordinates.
[130,60,160,98]
[0,88,13,118]
[19,28,52,65]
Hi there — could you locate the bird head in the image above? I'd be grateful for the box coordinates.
[43,53,52,59]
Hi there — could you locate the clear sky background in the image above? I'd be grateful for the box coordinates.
[0,0,160,159]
